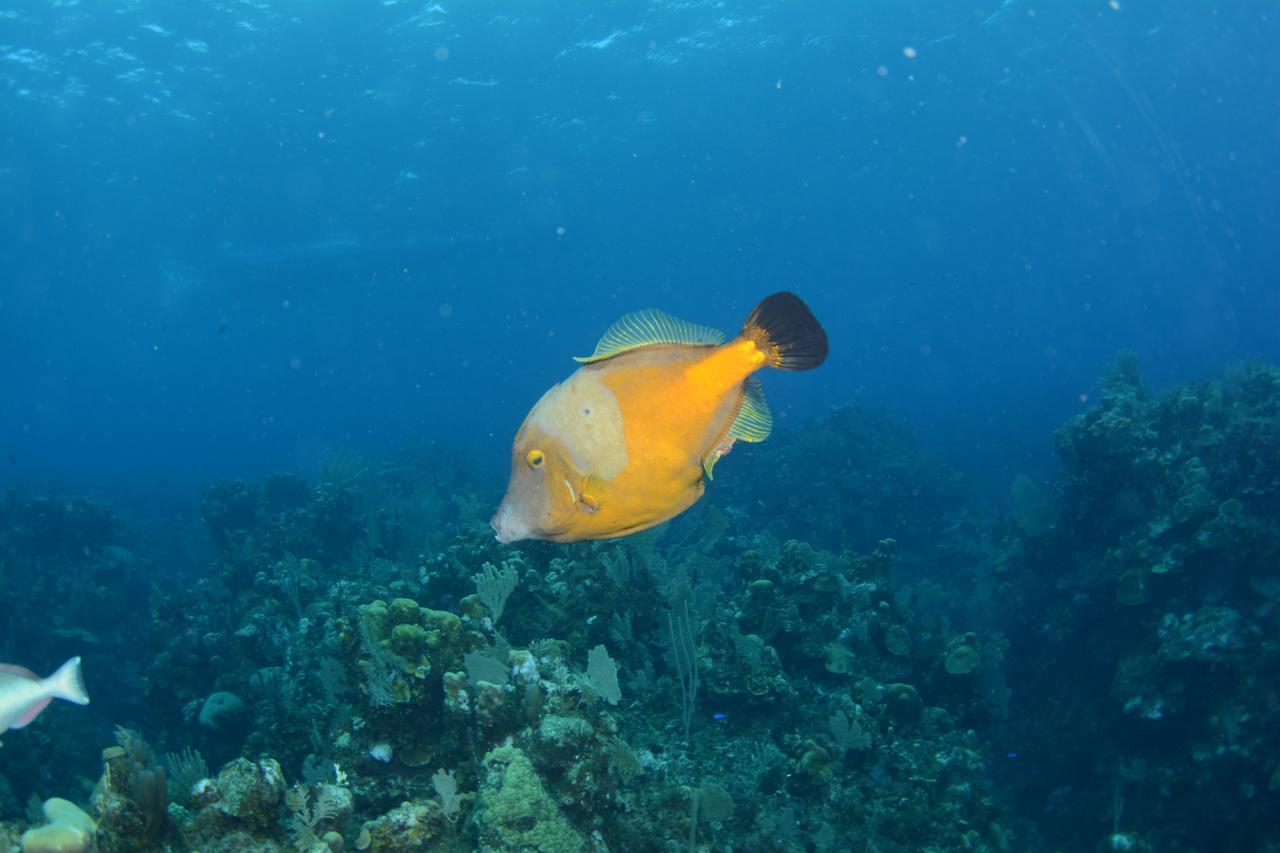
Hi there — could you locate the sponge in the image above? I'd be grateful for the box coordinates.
[20,797,97,853]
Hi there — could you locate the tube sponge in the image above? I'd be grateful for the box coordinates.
[20,797,97,853]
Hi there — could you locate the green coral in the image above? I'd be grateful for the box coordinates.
[388,596,421,626]
[477,745,586,853]
[362,599,392,639]
[390,622,429,659]
[944,635,981,676]
[884,682,924,726]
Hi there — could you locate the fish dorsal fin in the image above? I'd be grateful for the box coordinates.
[728,376,773,443]
[702,378,773,480]
[574,309,725,363]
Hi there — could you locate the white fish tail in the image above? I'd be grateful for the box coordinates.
[46,656,90,706]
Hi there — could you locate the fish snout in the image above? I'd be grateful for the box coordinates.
[490,501,531,544]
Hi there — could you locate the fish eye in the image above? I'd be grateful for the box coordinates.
[526,449,545,468]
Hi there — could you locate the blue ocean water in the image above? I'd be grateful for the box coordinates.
[4,2,1274,494]
[2,2,1278,850]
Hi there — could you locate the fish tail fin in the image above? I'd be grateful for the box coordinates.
[47,656,90,706]
[742,292,828,371]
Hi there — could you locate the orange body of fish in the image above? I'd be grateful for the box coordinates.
[490,292,827,544]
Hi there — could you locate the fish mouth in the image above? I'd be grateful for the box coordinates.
[490,520,517,544]
[490,505,532,544]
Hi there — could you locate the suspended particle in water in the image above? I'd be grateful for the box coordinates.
[876,65,888,77]
[903,46,917,59]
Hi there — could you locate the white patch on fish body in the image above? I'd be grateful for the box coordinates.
[0,670,48,732]
[528,368,628,479]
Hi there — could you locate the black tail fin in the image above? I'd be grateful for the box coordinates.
[742,292,828,371]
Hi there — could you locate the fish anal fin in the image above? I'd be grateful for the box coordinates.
[728,376,773,443]
[12,697,52,729]
[574,309,725,363]
[704,378,772,480]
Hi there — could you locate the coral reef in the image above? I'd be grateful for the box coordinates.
[3,362,1276,850]
[93,727,170,849]
[10,428,1010,849]
[1000,357,1280,850]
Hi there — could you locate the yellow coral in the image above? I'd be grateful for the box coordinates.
[20,798,96,853]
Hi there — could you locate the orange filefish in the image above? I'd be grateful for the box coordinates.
[490,292,827,543]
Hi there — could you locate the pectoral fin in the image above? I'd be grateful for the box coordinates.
[579,474,609,513]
